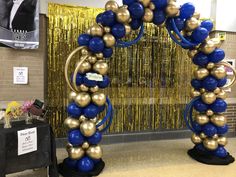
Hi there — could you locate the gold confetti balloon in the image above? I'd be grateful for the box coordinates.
[211,114,227,127]
[196,114,209,125]
[92,92,106,106]
[105,0,119,12]
[75,92,91,107]
[203,138,218,150]
[93,60,109,75]
[86,145,103,159]
[103,34,116,47]
[191,133,202,144]
[64,117,80,129]
[194,68,209,80]
[116,8,131,23]
[143,8,154,22]
[201,92,216,104]
[80,121,96,137]
[211,66,226,79]
[217,136,228,146]
[68,147,85,160]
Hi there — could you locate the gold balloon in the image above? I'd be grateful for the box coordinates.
[105,0,119,12]
[188,50,198,58]
[200,88,206,94]
[64,117,80,129]
[81,49,89,56]
[88,56,97,64]
[104,27,111,33]
[213,87,221,94]
[166,2,179,17]
[90,117,98,124]
[92,92,106,106]
[196,114,209,125]
[194,68,209,80]
[203,138,218,150]
[210,38,221,48]
[200,40,216,54]
[66,143,73,151]
[206,109,214,116]
[96,53,104,59]
[78,61,91,74]
[82,142,90,149]
[212,134,218,140]
[116,8,130,23]
[75,92,91,107]
[80,121,96,137]
[200,132,207,139]
[124,24,132,35]
[90,24,104,37]
[190,89,201,98]
[186,17,200,31]
[217,136,228,146]
[149,2,155,10]
[79,115,88,123]
[86,145,103,159]
[217,89,227,100]
[201,92,216,104]
[68,147,85,160]
[193,12,200,19]
[139,0,151,7]
[79,84,89,92]
[90,86,99,93]
[68,91,77,101]
[211,66,226,79]
[103,34,116,47]
[93,60,109,75]
[143,8,154,22]
[211,114,227,127]
[206,62,215,70]
[191,133,202,144]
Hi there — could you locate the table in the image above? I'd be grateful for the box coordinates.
[0,120,59,177]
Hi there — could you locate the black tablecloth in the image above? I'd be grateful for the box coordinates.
[0,120,59,177]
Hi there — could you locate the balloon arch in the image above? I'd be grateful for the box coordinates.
[59,0,236,176]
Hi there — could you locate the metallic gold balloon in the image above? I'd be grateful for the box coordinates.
[68,147,85,160]
[68,91,77,101]
[186,17,200,31]
[90,24,104,37]
[93,60,109,75]
[139,0,151,7]
[211,114,227,127]
[92,92,106,106]
[200,132,207,139]
[210,38,221,48]
[200,88,206,94]
[116,8,130,23]
[104,27,111,33]
[80,121,96,137]
[75,92,91,107]
[194,68,209,80]
[66,143,73,152]
[201,92,216,104]
[217,136,228,146]
[105,0,119,12]
[124,24,132,35]
[212,134,218,140]
[96,53,104,59]
[79,115,88,123]
[86,145,103,159]
[196,114,209,125]
[103,34,116,47]
[217,89,227,100]
[143,8,154,22]
[207,62,215,70]
[81,49,89,56]
[188,49,198,58]
[191,133,202,144]
[90,117,98,124]
[82,142,90,149]
[200,40,216,54]
[190,89,201,98]
[64,117,80,129]
[165,2,179,17]
[90,86,99,93]
[149,2,155,10]
[78,61,91,73]
[206,109,214,116]
[79,84,89,92]
[203,138,218,150]
[213,87,221,94]
[86,28,91,35]
[211,66,226,79]
[88,56,97,64]
[193,12,200,19]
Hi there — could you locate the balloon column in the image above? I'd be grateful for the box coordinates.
[59,0,236,176]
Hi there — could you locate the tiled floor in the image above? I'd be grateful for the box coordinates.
[7,138,236,177]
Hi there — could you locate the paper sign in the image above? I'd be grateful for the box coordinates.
[13,67,28,84]
[17,127,37,156]
[86,73,103,81]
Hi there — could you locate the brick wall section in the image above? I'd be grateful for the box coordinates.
[225,104,236,132]
[0,15,47,108]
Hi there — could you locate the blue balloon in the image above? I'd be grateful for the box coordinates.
[201,20,213,32]
[210,99,227,113]
[68,130,84,146]
[111,23,126,39]
[194,99,208,112]
[77,156,94,172]
[202,123,217,137]
[103,47,113,58]
[179,3,195,19]
[130,19,142,30]
[191,27,209,43]
[153,10,166,25]
[83,76,97,87]
[93,159,101,164]
[202,76,218,91]
[89,37,105,53]
[101,10,116,27]
[71,73,84,86]
[208,49,225,63]
[65,158,78,169]
[98,104,106,113]
[78,34,91,46]
[174,17,185,31]
[123,0,136,5]
[67,102,82,118]
[217,124,228,135]
[214,146,227,158]
[217,77,227,87]
[98,75,110,88]
[192,121,202,133]
[152,0,168,9]
[192,52,209,67]
[83,104,100,118]
[191,79,202,90]
[128,2,145,19]
[87,131,102,144]
[195,144,207,152]
[96,13,103,24]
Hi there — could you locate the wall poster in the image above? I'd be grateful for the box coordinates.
[0,0,39,49]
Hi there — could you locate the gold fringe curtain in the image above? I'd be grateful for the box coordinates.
[47,3,194,137]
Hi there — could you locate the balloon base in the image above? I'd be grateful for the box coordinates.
[188,147,235,165]
[58,159,105,177]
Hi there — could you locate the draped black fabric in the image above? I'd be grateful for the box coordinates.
[0,120,58,177]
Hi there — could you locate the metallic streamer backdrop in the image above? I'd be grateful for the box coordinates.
[47,3,194,137]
